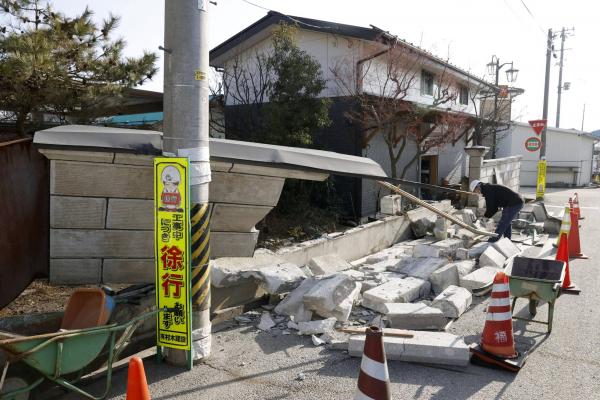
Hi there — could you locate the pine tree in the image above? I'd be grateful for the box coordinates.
[0,0,158,135]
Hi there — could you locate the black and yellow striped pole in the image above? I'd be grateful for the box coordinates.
[191,203,211,312]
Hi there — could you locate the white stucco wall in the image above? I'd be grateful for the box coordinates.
[496,122,596,186]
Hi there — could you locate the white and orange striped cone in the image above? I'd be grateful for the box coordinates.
[556,205,571,249]
[481,271,517,359]
[573,193,583,220]
[354,326,391,400]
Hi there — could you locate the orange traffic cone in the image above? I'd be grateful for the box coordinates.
[481,271,517,359]
[126,357,150,400]
[573,193,583,220]
[555,231,575,290]
[354,326,391,400]
[568,207,588,259]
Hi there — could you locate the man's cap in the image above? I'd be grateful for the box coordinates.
[469,179,482,192]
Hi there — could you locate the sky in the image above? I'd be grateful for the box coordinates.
[50,0,600,132]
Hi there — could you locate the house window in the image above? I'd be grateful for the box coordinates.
[459,85,469,105]
[421,70,434,96]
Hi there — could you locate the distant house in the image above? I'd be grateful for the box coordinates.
[496,122,597,187]
[210,12,515,217]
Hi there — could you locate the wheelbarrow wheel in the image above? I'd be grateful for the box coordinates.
[529,299,539,316]
[0,376,30,400]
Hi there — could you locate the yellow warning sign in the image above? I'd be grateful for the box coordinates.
[194,70,206,81]
[154,158,191,350]
[536,160,547,199]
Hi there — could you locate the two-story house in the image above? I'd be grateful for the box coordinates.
[210,11,500,217]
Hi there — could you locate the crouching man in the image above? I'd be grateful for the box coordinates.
[470,180,524,242]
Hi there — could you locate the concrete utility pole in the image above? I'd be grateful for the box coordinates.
[556,27,574,128]
[581,104,586,131]
[163,0,212,365]
[540,28,553,161]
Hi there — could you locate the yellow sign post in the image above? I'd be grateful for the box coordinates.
[536,160,547,200]
[154,158,192,360]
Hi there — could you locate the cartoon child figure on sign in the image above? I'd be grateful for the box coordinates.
[159,165,183,212]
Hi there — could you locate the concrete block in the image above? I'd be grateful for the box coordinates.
[49,259,101,284]
[431,238,463,257]
[492,237,521,258]
[102,259,153,283]
[297,318,336,335]
[50,229,152,258]
[51,160,152,198]
[307,254,353,276]
[406,207,436,238]
[341,269,366,281]
[211,230,259,258]
[106,199,153,230]
[431,285,472,318]
[461,242,491,259]
[361,258,406,275]
[362,278,431,313]
[454,260,477,277]
[209,172,284,207]
[479,246,506,268]
[428,263,459,294]
[274,277,317,322]
[397,258,448,280]
[459,267,502,291]
[50,196,106,229]
[380,195,402,215]
[211,203,272,232]
[412,244,441,258]
[243,262,306,294]
[383,303,448,330]
[348,330,470,366]
[303,274,361,322]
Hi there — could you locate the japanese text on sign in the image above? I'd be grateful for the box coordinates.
[154,158,191,350]
[536,160,547,199]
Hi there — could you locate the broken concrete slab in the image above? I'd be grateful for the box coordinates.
[297,317,336,335]
[243,262,306,294]
[348,330,470,366]
[307,254,353,276]
[492,237,521,259]
[459,266,502,291]
[303,274,361,322]
[396,257,448,280]
[257,312,276,331]
[341,269,366,281]
[406,207,436,238]
[454,260,477,277]
[479,246,506,269]
[428,263,459,294]
[456,242,491,260]
[211,253,286,288]
[362,278,431,313]
[431,285,472,318]
[412,244,441,258]
[383,302,448,330]
[274,277,317,322]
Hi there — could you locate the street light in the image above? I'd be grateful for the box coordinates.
[486,55,519,157]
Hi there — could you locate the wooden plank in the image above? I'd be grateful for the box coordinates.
[50,229,153,258]
[211,203,272,231]
[50,196,106,229]
[39,149,115,163]
[49,259,102,284]
[106,199,153,230]
[102,259,154,283]
[209,172,284,206]
[51,160,153,198]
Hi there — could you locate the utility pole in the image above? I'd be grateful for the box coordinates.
[540,29,552,161]
[163,0,212,365]
[555,27,574,128]
[581,104,586,131]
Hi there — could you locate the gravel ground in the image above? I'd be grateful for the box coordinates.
[50,188,600,399]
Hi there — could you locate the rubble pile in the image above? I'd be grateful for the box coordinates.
[216,202,553,366]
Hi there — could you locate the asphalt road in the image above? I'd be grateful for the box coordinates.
[63,187,600,400]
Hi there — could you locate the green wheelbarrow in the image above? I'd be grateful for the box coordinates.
[508,256,565,333]
[0,307,164,400]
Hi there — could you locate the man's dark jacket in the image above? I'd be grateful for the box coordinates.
[480,183,524,218]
